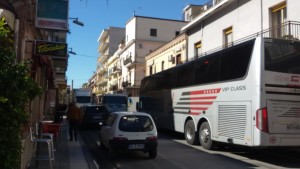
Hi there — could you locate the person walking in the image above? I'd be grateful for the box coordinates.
[67,102,82,141]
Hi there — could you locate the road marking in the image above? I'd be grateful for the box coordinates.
[173,139,287,169]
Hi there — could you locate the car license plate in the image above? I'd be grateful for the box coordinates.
[128,144,144,149]
[93,116,102,119]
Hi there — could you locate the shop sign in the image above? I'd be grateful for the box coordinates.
[35,40,67,57]
[36,0,68,30]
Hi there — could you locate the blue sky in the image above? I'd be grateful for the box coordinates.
[67,0,207,89]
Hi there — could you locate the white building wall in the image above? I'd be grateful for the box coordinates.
[186,0,300,60]
[287,0,300,21]
[120,16,187,93]
[109,27,125,55]
[135,17,186,42]
[126,18,136,44]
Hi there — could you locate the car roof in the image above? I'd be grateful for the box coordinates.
[85,105,105,107]
[112,111,151,117]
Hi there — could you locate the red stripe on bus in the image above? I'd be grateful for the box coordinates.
[190,96,217,100]
[190,102,213,105]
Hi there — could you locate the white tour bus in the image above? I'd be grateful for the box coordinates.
[138,37,300,150]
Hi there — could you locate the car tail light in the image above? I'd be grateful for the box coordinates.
[256,107,269,133]
[146,136,157,140]
[113,137,128,141]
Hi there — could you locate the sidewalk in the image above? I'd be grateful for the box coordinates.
[28,119,90,169]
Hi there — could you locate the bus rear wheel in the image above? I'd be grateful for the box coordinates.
[199,122,215,150]
[184,120,199,145]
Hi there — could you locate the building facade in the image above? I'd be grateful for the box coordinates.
[95,26,125,95]
[145,33,188,76]
[0,0,69,168]
[119,16,187,96]
[182,0,300,60]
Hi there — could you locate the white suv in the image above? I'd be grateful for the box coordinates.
[99,111,158,158]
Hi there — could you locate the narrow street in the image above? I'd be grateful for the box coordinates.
[79,128,300,169]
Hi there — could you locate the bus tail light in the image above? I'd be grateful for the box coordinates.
[256,107,269,133]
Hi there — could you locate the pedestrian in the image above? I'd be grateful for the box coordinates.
[67,102,82,141]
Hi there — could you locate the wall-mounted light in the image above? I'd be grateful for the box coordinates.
[69,17,84,27]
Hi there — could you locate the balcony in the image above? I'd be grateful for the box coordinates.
[192,21,300,60]
[113,65,121,73]
[123,57,132,65]
[260,21,300,40]
[122,81,131,88]
[109,85,118,91]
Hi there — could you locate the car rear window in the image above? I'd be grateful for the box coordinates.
[119,115,154,132]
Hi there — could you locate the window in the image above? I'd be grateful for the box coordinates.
[195,53,220,85]
[150,28,157,37]
[271,2,287,38]
[177,62,195,87]
[194,41,202,57]
[176,54,182,65]
[224,27,233,48]
[129,72,131,84]
[106,114,117,126]
[119,115,154,132]
[265,39,300,74]
[149,66,153,75]
[161,61,164,71]
[219,40,254,81]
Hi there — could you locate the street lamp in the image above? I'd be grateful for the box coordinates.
[68,48,76,55]
[69,17,84,27]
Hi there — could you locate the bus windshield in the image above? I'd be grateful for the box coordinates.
[76,96,91,103]
[265,39,300,74]
[104,96,127,105]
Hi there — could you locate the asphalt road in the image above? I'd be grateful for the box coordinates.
[79,128,300,169]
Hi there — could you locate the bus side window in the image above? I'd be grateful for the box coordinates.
[177,62,195,87]
[195,54,220,85]
[219,41,254,81]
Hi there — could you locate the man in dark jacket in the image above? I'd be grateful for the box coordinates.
[67,102,82,141]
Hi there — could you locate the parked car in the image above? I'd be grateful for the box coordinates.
[99,111,158,158]
[80,105,109,128]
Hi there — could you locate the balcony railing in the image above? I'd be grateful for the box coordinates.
[191,21,300,61]
[122,81,131,87]
[109,85,118,91]
[113,66,121,73]
[123,57,132,65]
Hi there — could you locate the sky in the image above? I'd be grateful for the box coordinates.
[67,0,207,89]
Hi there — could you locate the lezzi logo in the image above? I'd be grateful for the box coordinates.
[174,88,221,115]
